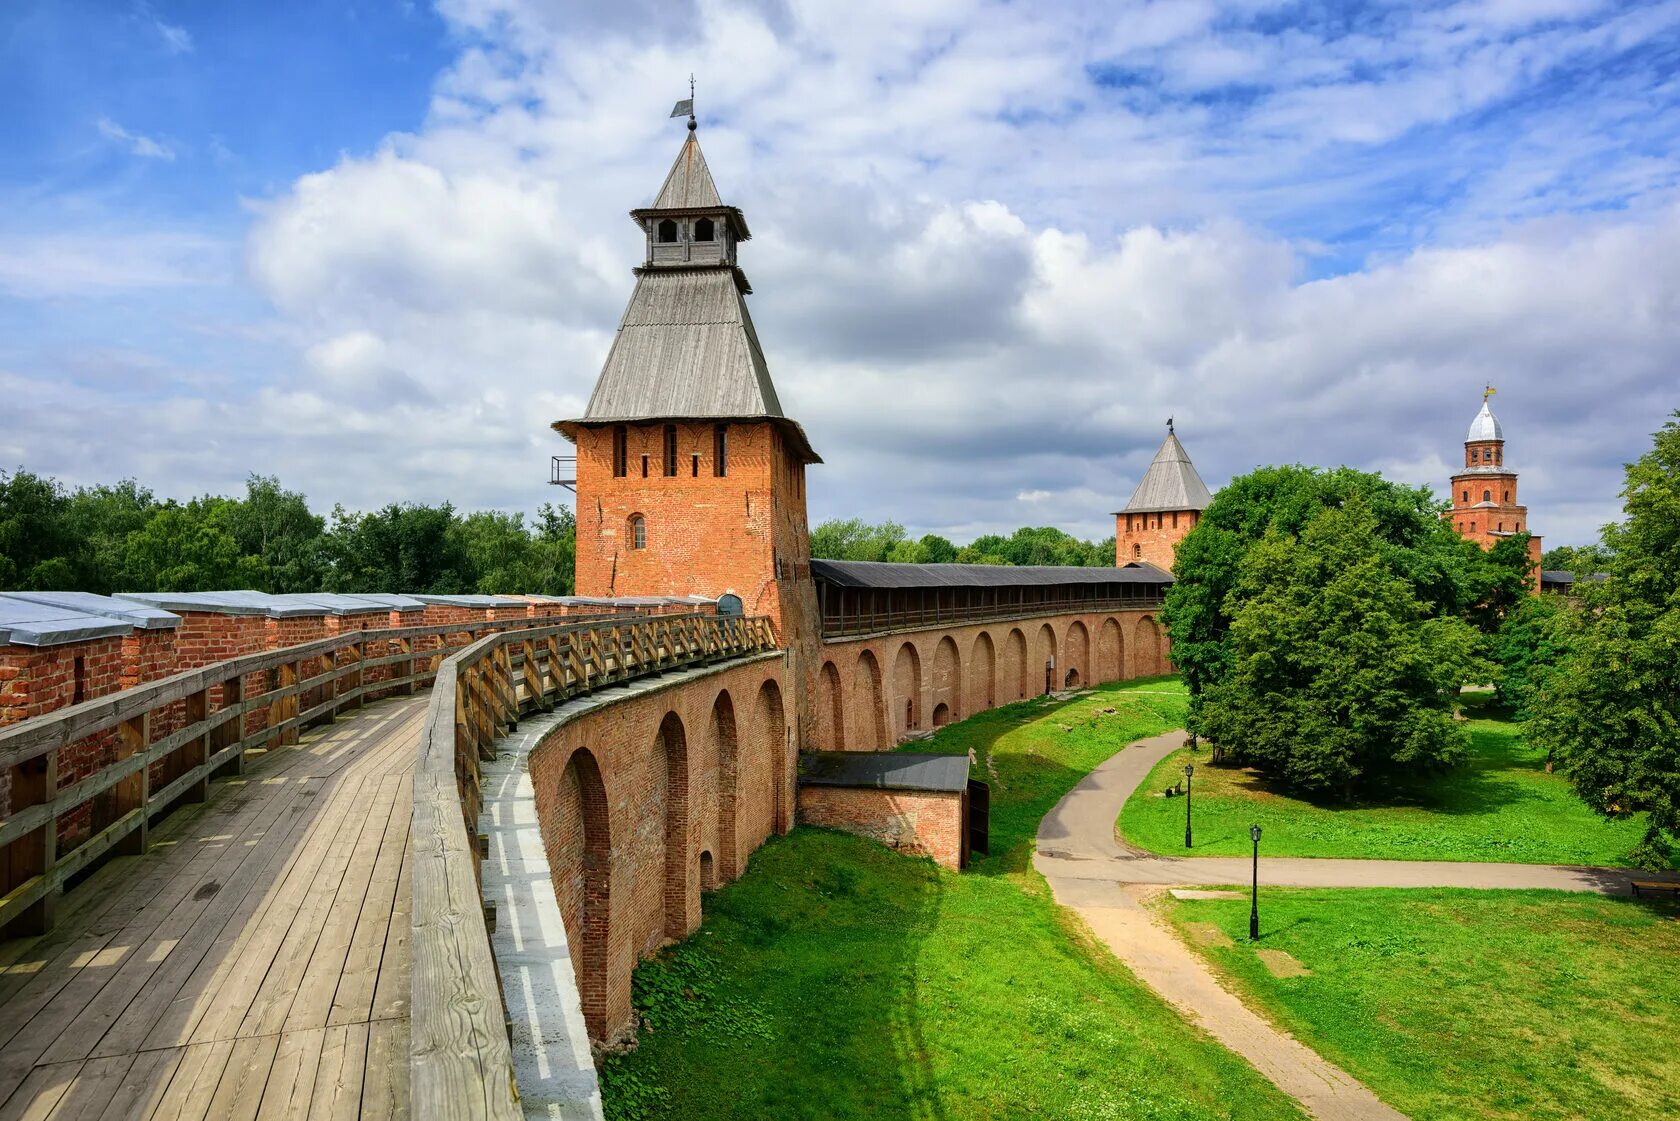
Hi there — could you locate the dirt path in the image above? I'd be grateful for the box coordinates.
[1032,730,1677,1121]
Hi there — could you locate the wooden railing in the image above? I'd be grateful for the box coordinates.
[409,611,779,1120]
[820,596,1168,639]
[0,613,606,936]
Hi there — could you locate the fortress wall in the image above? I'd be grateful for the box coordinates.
[808,608,1172,751]
[524,653,789,1044]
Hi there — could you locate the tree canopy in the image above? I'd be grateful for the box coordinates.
[1160,464,1517,715]
[1527,413,1680,867]
[1195,496,1485,795]
[809,518,1113,567]
[0,468,577,597]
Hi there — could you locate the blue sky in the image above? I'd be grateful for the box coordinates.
[5,0,1680,548]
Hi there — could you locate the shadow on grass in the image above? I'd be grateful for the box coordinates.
[602,828,952,1121]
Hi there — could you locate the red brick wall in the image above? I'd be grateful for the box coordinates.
[1116,509,1199,572]
[571,421,813,641]
[797,786,962,870]
[0,636,126,849]
[812,609,1172,750]
[527,655,788,1044]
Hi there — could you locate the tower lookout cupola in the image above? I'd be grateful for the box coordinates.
[554,109,820,639]
[1114,419,1213,573]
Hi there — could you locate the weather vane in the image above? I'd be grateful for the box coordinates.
[670,76,697,131]
[1484,384,1497,402]
[1167,416,1175,435]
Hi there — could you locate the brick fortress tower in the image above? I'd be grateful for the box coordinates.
[553,103,822,649]
[1445,388,1542,570]
[1114,420,1213,573]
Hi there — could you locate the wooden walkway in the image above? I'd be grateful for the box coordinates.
[0,695,424,1121]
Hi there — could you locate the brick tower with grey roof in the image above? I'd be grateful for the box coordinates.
[1114,421,1214,573]
[554,110,821,651]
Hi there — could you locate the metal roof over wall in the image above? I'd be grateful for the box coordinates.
[810,559,1173,591]
[799,751,971,794]
[2,591,180,630]
[0,597,134,647]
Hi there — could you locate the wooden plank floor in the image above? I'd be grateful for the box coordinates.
[0,695,425,1121]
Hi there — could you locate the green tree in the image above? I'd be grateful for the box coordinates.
[0,469,74,589]
[1528,413,1680,868]
[222,475,325,592]
[1461,531,1538,636]
[60,479,158,592]
[1198,498,1484,797]
[809,518,910,562]
[1161,464,1482,725]
[1540,542,1614,575]
[123,500,264,591]
[321,502,473,593]
[1491,594,1569,720]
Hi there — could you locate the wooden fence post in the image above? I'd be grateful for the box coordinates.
[184,688,211,801]
[114,712,151,856]
[4,750,58,936]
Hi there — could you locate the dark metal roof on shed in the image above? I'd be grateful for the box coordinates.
[0,598,132,647]
[1540,570,1575,585]
[799,752,971,794]
[1,591,180,630]
[809,559,1174,590]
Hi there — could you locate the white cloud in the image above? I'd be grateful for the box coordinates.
[137,2,193,54]
[97,117,175,161]
[7,0,1680,553]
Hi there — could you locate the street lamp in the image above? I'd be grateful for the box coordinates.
[1249,823,1262,942]
[1183,763,1194,848]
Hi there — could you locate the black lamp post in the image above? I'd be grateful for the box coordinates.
[1249,823,1262,942]
[1183,763,1194,848]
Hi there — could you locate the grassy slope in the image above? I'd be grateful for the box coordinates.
[1165,888,1680,1121]
[1121,699,1661,866]
[601,678,1304,1121]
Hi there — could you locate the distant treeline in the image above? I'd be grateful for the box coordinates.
[810,518,1115,567]
[0,469,576,596]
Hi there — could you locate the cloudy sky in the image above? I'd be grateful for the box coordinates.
[4,0,1678,547]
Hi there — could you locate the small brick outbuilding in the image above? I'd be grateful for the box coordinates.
[797,751,981,870]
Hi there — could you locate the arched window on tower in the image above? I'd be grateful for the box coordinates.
[628,514,647,550]
[1483,489,1492,502]
[663,424,678,477]
[612,425,628,478]
[1132,543,1143,561]
[694,217,714,242]
[657,219,678,243]
[1462,490,1469,502]
[1503,490,1510,502]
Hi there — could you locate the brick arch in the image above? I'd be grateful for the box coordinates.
[707,691,739,881]
[756,678,790,836]
[1035,622,1058,695]
[817,660,845,750]
[968,631,996,712]
[554,746,612,1039]
[1098,617,1124,683]
[932,702,952,727]
[1002,628,1028,701]
[931,635,961,724]
[1063,620,1091,688]
[892,641,923,739]
[1133,615,1165,677]
[853,649,886,750]
[657,711,693,939]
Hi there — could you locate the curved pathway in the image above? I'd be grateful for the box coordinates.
[1032,730,1678,1121]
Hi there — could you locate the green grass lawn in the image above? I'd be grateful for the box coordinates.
[601,678,1305,1121]
[1120,698,1666,867]
[1165,888,1680,1121]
